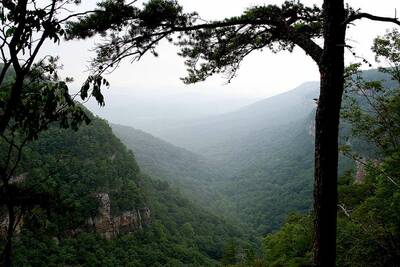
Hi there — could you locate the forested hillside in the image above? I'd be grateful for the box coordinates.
[110,124,229,214]
[0,112,248,266]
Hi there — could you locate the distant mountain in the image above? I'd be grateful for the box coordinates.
[85,88,257,134]
[151,82,319,169]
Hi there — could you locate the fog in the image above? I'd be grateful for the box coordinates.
[41,0,400,133]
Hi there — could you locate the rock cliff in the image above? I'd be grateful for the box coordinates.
[88,193,151,239]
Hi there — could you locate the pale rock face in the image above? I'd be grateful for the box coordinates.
[0,192,151,239]
[88,193,151,239]
[88,193,113,238]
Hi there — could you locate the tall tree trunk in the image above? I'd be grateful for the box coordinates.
[313,1,346,266]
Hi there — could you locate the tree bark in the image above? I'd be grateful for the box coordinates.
[313,1,346,266]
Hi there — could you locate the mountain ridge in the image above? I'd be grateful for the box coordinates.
[148,81,319,161]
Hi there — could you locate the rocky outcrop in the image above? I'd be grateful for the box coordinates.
[88,193,151,239]
[1,191,150,239]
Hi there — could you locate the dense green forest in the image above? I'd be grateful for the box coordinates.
[263,94,400,266]
[0,113,250,266]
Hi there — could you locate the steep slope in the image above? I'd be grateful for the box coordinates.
[111,124,220,183]
[110,124,237,218]
[218,113,316,233]
[2,113,248,266]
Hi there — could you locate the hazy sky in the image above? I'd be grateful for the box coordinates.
[41,0,400,122]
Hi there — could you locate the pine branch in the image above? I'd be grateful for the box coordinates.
[345,12,400,26]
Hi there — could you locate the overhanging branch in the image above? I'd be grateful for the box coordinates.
[345,12,400,26]
[287,28,323,66]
